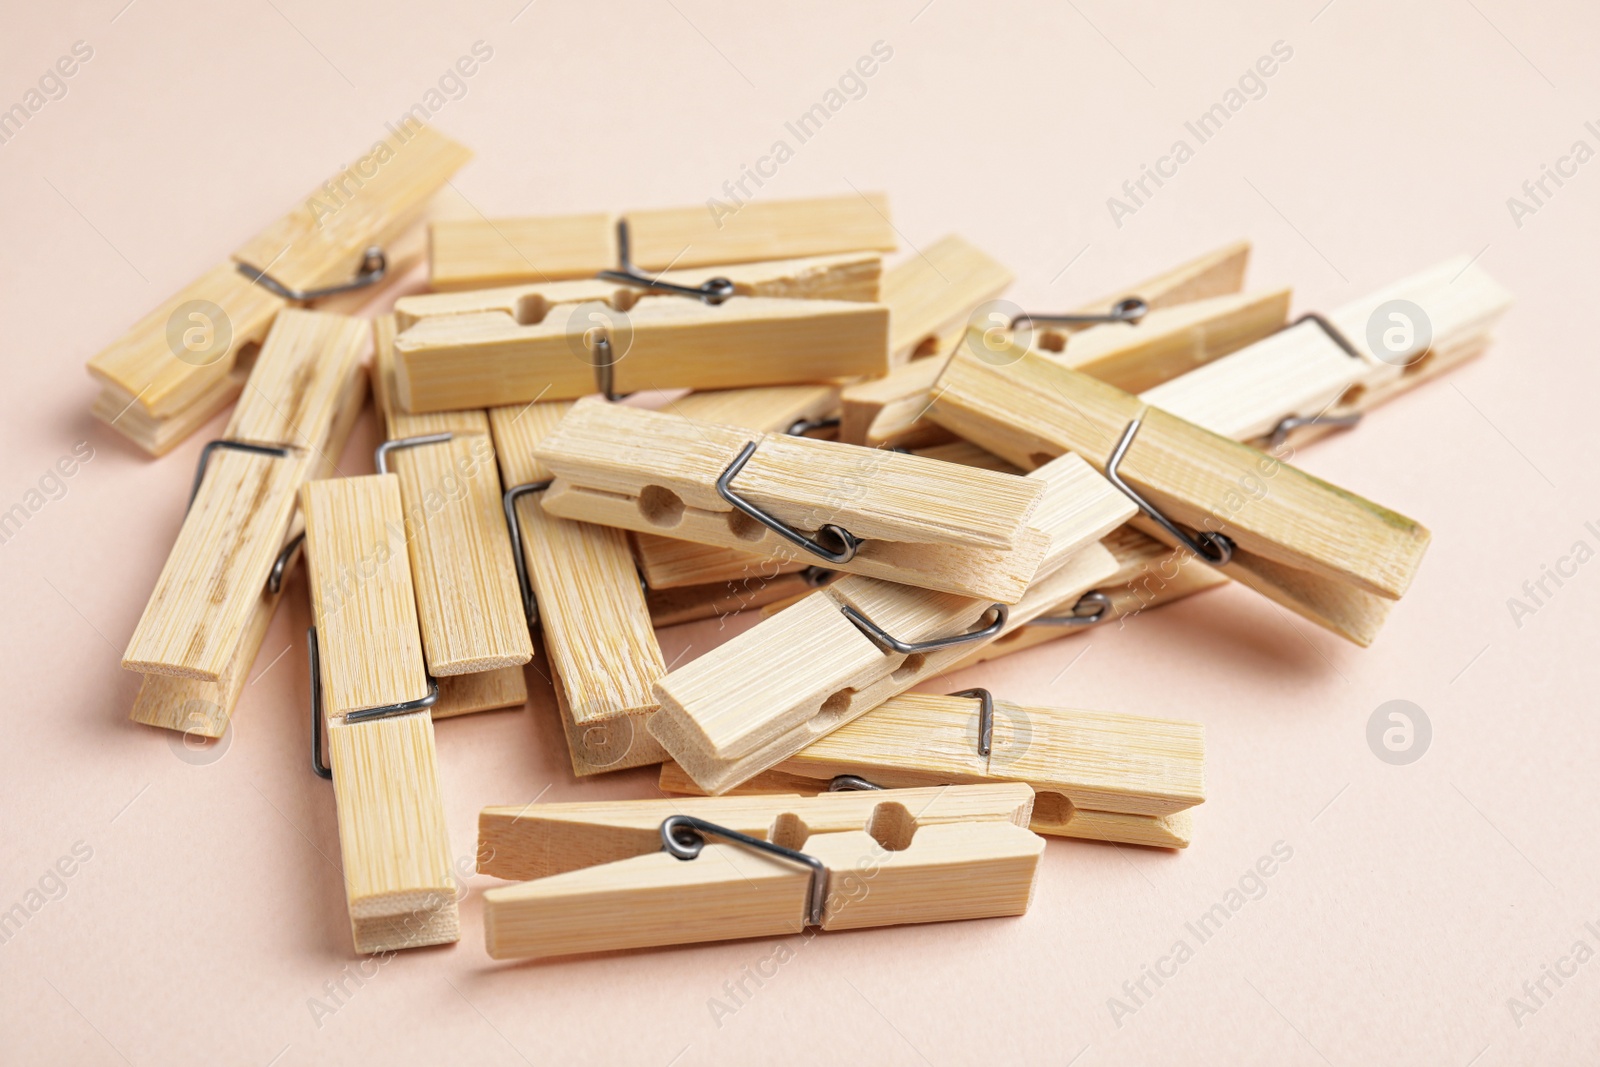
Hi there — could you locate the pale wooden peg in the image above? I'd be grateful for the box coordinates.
[478,782,1035,880]
[658,691,1205,849]
[303,475,458,954]
[488,400,667,772]
[880,234,1015,364]
[647,452,1134,794]
[392,256,889,413]
[629,384,839,598]
[839,240,1253,448]
[956,526,1228,667]
[88,127,470,454]
[929,336,1433,645]
[123,311,368,717]
[534,399,1051,602]
[477,784,1042,960]
[428,193,896,290]
[1142,257,1513,444]
[372,315,532,683]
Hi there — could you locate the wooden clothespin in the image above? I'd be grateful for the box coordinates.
[660,688,1205,849]
[535,399,1053,602]
[958,526,1228,666]
[1139,257,1513,446]
[371,316,530,716]
[390,254,889,413]
[879,234,1016,366]
[631,386,840,613]
[87,126,470,454]
[488,400,668,775]
[123,309,368,737]
[840,240,1255,449]
[649,453,1136,793]
[646,569,833,628]
[929,327,1434,646]
[475,783,1043,960]
[302,475,458,953]
[428,192,896,290]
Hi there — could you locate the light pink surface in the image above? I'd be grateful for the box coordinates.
[3,1,1597,1064]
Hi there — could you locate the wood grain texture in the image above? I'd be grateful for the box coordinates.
[87,263,286,422]
[648,452,1132,793]
[646,570,823,627]
[372,316,531,676]
[433,666,528,718]
[535,400,1049,601]
[429,193,895,289]
[121,310,368,682]
[489,401,665,731]
[393,260,889,412]
[881,234,1014,363]
[482,821,1042,960]
[660,692,1203,848]
[304,474,457,953]
[839,239,1252,448]
[235,125,470,293]
[929,336,1433,645]
[478,783,1035,880]
[629,384,839,595]
[1144,257,1513,443]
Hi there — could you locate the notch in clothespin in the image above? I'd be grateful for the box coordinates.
[660,688,1205,849]
[533,399,1053,602]
[302,475,459,954]
[390,254,890,413]
[839,240,1258,449]
[428,192,897,290]
[474,783,1043,960]
[488,399,668,775]
[370,316,531,714]
[1139,256,1513,447]
[646,452,1135,794]
[87,127,470,455]
[123,310,369,738]
[629,384,841,608]
[929,328,1434,646]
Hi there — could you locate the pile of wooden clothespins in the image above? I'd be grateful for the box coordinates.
[95,128,1511,961]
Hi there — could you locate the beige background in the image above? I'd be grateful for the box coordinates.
[3,0,1597,1063]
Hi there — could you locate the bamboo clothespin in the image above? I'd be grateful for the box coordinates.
[370,316,530,716]
[840,240,1256,449]
[428,192,897,290]
[488,400,669,775]
[534,399,1053,602]
[878,234,1016,366]
[123,310,369,737]
[955,260,1512,661]
[1138,256,1513,446]
[302,476,458,954]
[648,453,1136,794]
[390,255,890,413]
[929,329,1433,646]
[957,526,1228,665]
[475,783,1044,960]
[660,689,1205,849]
[87,126,470,454]
[631,385,841,611]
